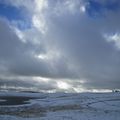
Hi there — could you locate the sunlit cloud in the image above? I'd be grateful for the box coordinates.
[57,81,71,90]
[32,15,47,34]
[32,76,50,83]
[80,5,86,13]
[104,33,120,50]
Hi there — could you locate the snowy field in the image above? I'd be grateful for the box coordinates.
[0,91,120,120]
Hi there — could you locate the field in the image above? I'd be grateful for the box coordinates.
[0,91,120,120]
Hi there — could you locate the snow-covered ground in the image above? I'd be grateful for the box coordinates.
[0,91,120,120]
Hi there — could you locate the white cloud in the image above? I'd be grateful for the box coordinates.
[34,0,48,12]
[32,15,47,34]
[14,28,26,43]
[57,81,71,90]
[31,0,48,34]
[105,33,120,50]
[64,0,79,14]
[80,5,86,13]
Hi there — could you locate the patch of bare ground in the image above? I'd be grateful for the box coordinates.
[0,104,47,118]
[49,104,82,112]
[0,104,83,118]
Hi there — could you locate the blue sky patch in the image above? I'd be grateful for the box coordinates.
[0,3,31,30]
[86,0,120,18]
[105,1,120,11]
[86,0,103,17]
[0,3,23,21]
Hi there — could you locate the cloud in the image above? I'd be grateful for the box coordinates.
[105,33,120,50]
[0,17,77,78]
[0,0,120,92]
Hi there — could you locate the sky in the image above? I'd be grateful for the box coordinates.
[0,0,120,92]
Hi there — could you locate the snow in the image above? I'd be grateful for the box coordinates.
[0,91,120,120]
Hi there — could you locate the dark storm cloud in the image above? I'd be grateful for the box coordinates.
[0,18,77,80]
[0,0,120,91]
[42,0,120,89]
